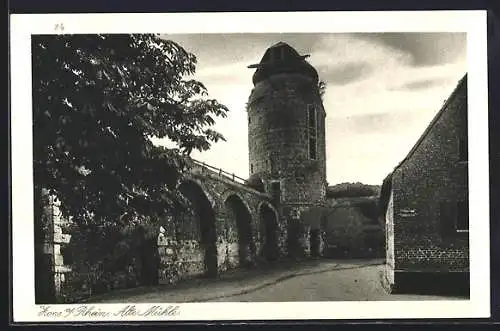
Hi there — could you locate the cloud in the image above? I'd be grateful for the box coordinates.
[396,78,448,91]
[154,33,468,185]
[353,33,467,67]
[317,61,373,86]
[195,62,253,86]
[327,109,436,149]
[161,33,322,68]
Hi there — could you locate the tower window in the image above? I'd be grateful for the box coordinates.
[250,164,254,174]
[307,104,317,160]
[309,138,317,159]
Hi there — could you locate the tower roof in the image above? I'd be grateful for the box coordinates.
[248,42,318,85]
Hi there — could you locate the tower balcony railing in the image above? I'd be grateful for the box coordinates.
[190,158,248,186]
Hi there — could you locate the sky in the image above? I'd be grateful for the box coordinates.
[151,33,467,186]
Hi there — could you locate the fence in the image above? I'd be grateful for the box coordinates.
[191,158,248,185]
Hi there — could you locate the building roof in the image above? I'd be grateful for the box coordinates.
[378,73,467,217]
[248,42,318,85]
[394,73,468,171]
[248,42,309,68]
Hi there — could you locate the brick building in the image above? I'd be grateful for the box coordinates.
[247,42,328,258]
[380,74,469,294]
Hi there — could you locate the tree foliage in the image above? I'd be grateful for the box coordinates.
[326,182,381,199]
[32,34,229,227]
[32,35,229,299]
[318,80,327,100]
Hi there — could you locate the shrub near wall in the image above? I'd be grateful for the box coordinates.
[322,196,385,259]
[60,223,153,303]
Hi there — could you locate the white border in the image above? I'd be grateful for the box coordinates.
[10,10,490,322]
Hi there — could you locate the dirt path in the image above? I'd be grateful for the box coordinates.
[88,259,465,303]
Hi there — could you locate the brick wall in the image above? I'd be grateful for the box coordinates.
[390,76,469,274]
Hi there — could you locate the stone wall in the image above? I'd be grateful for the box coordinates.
[389,76,469,277]
[247,73,327,259]
[39,163,286,303]
[40,191,73,303]
[247,73,327,205]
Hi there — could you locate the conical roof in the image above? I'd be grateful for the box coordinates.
[248,42,318,85]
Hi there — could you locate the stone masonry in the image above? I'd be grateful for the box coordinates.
[156,161,283,283]
[383,74,469,293]
[247,42,328,259]
[41,42,331,302]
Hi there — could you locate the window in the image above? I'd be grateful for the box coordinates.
[440,200,469,236]
[459,138,468,162]
[308,104,316,127]
[307,105,317,160]
[439,202,454,237]
[250,164,254,174]
[248,116,251,124]
[309,138,317,159]
[456,200,469,232]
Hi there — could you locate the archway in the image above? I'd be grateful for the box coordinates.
[301,207,325,258]
[178,180,218,278]
[258,202,279,262]
[224,194,255,268]
[309,228,321,257]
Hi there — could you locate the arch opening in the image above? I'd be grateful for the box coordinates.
[309,228,321,257]
[258,203,279,262]
[178,180,218,278]
[224,195,255,268]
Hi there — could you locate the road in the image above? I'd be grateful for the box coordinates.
[89,260,465,303]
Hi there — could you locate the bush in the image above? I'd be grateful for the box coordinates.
[326,182,380,199]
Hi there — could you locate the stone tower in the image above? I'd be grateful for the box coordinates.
[247,42,327,258]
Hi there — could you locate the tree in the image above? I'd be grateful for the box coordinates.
[32,34,229,301]
[326,182,381,199]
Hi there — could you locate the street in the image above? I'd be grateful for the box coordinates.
[88,259,466,303]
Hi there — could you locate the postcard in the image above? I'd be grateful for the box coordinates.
[10,10,490,322]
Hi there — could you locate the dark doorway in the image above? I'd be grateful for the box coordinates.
[309,228,321,257]
[178,181,218,278]
[286,218,303,259]
[224,195,255,268]
[258,203,279,261]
